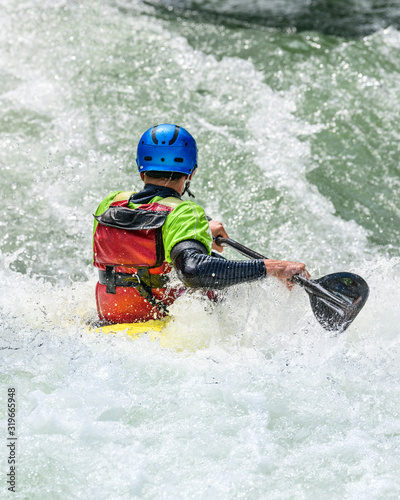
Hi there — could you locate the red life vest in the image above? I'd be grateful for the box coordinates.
[93,195,183,324]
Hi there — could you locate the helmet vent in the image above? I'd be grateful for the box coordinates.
[174,157,184,163]
[151,126,159,145]
[168,125,180,145]
[144,156,152,161]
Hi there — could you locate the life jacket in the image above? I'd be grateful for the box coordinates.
[93,192,183,324]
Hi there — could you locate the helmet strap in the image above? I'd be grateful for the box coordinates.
[182,179,195,198]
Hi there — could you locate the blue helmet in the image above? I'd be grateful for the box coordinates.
[136,124,197,175]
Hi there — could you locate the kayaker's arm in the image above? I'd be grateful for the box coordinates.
[171,240,310,289]
[171,240,266,289]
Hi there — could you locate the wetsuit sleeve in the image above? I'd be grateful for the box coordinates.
[171,240,266,289]
[162,201,213,263]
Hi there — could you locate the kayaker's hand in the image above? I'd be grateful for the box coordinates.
[264,259,310,290]
[209,220,229,252]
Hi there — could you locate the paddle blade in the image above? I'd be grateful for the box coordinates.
[308,272,369,332]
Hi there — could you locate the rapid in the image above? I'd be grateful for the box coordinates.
[1,0,400,498]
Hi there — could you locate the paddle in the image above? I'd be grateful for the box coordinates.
[215,236,369,332]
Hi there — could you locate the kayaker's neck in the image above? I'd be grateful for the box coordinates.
[140,172,193,196]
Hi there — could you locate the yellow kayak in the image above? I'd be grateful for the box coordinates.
[94,318,169,341]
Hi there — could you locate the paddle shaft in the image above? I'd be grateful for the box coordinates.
[215,236,349,309]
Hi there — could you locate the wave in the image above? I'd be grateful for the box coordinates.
[142,0,400,36]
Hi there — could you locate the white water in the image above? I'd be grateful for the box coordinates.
[1,0,400,498]
[2,253,400,498]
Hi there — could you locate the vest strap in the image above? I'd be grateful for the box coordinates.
[156,196,183,209]
[112,191,135,203]
[98,268,169,312]
[99,269,168,289]
[105,266,117,294]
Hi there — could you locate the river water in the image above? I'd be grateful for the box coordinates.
[1,0,400,498]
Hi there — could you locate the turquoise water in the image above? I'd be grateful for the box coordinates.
[1,1,400,498]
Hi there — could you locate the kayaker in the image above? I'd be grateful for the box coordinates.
[93,124,309,324]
